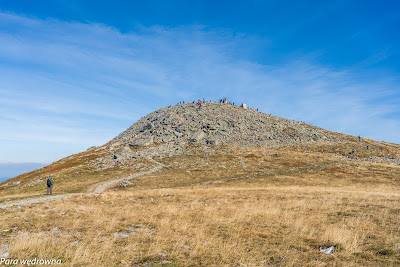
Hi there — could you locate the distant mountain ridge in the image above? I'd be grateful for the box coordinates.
[0,163,47,181]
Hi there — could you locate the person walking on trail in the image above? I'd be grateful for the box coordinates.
[46,175,54,195]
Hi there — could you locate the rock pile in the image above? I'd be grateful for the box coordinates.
[112,102,340,148]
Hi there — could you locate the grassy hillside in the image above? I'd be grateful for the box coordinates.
[0,145,153,203]
[0,139,399,266]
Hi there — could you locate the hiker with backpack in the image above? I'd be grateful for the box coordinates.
[46,175,54,195]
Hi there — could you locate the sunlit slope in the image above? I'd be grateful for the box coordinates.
[0,143,399,265]
[1,103,399,202]
[0,145,152,202]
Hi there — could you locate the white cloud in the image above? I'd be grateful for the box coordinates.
[0,11,399,163]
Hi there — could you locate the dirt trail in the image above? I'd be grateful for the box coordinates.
[0,158,165,210]
[88,157,165,193]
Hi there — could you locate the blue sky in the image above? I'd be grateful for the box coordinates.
[1,0,400,166]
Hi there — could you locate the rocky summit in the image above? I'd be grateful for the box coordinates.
[112,102,340,148]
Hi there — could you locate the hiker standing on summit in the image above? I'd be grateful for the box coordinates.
[46,175,54,195]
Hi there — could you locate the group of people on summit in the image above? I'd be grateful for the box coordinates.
[174,97,259,111]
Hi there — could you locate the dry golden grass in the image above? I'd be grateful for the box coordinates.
[0,185,399,266]
[0,141,399,266]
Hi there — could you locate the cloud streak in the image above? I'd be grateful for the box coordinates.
[1,11,399,163]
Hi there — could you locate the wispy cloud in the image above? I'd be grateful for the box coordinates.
[1,11,399,162]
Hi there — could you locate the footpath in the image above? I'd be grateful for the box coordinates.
[0,158,165,210]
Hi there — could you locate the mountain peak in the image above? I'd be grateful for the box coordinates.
[113,102,340,148]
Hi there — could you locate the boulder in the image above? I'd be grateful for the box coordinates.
[110,142,121,148]
[132,137,154,147]
[1,252,8,258]
[191,130,206,142]
[115,147,131,153]
[141,123,153,132]
[1,244,8,256]
[206,140,219,145]
[162,134,174,142]
[241,103,247,109]
[117,180,133,188]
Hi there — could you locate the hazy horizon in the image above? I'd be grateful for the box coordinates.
[0,162,47,183]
